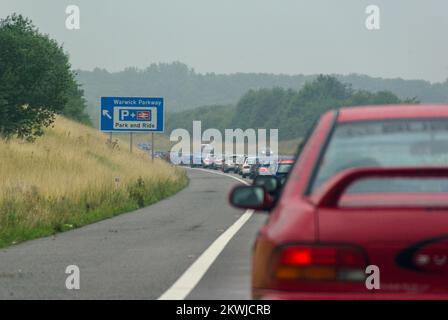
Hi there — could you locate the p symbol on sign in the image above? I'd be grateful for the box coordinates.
[120,110,129,120]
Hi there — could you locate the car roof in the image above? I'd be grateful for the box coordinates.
[337,104,448,123]
[278,160,294,164]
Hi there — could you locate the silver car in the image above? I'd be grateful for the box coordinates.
[222,155,238,173]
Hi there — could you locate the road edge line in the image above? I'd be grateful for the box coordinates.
[158,168,252,300]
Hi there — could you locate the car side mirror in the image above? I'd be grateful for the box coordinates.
[253,175,279,193]
[229,186,274,211]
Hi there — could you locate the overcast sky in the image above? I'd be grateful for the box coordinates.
[1,0,447,82]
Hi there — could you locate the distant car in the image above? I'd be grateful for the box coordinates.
[223,155,238,173]
[190,153,203,167]
[173,153,191,166]
[202,154,214,169]
[272,159,295,177]
[230,104,448,300]
[137,143,151,151]
[250,160,272,179]
[235,155,247,175]
[159,152,171,162]
[242,156,258,178]
[257,163,272,177]
[153,151,163,159]
[213,155,224,170]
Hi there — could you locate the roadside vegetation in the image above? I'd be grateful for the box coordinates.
[168,75,418,141]
[0,116,187,248]
[0,15,188,248]
[0,14,91,140]
[278,138,303,155]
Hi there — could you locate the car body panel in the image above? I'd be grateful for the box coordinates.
[272,160,295,177]
[242,156,258,177]
[202,154,214,168]
[248,105,448,299]
[338,105,448,123]
[223,155,238,172]
[234,155,246,174]
[213,156,224,169]
[257,290,448,300]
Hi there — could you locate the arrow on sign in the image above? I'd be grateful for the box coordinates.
[102,110,112,119]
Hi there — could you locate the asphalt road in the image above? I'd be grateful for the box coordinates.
[0,168,266,299]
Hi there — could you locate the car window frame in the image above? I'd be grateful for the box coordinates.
[304,111,339,196]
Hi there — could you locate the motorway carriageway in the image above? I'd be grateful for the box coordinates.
[0,168,266,299]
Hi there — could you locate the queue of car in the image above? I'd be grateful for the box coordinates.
[176,152,296,180]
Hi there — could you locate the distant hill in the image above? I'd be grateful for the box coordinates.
[76,62,448,126]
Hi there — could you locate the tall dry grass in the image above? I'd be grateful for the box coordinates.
[0,116,187,247]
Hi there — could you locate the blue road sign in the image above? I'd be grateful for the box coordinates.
[100,97,164,132]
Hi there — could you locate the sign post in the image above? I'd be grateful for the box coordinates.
[100,97,164,157]
[151,132,154,162]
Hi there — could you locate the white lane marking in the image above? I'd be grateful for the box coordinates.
[158,168,252,300]
[186,167,249,185]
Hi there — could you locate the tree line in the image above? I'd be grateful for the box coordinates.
[76,62,448,127]
[167,75,418,140]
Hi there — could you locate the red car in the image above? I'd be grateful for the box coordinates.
[230,105,448,300]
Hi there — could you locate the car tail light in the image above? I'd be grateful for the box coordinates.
[410,239,448,273]
[259,167,269,173]
[272,245,367,282]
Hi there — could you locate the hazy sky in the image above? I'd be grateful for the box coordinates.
[1,0,447,82]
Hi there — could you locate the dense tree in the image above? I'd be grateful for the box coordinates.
[63,81,92,125]
[167,104,235,133]
[0,14,90,140]
[169,76,417,140]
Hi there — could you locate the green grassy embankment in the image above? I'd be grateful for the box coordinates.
[0,116,188,248]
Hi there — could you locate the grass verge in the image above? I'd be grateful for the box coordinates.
[0,116,188,248]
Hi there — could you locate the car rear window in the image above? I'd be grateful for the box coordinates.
[277,163,293,173]
[311,119,448,193]
[247,158,257,164]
